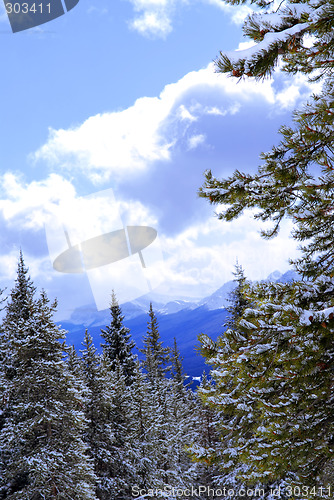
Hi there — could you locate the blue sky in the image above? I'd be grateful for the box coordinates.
[0,0,318,318]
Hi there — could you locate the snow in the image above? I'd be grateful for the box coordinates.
[300,305,334,325]
[225,23,310,65]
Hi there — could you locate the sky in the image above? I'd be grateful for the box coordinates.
[0,0,318,318]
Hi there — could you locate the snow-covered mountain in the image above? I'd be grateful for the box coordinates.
[198,280,236,310]
[61,269,300,327]
[58,268,300,377]
[158,299,198,315]
[276,269,299,283]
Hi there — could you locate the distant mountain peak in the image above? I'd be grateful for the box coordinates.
[267,270,282,281]
[59,268,299,325]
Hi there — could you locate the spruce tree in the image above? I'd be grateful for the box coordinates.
[136,307,199,492]
[140,302,170,381]
[106,356,138,499]
[225,263,249,333]
[100,291,136,386]
[0,255,97,499]
[196,284,291,498]
[194,268,261,493]
[80,330,116,500]
[171,337,185,386]
[187,372,224,496]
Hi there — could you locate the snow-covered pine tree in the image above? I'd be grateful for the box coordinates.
[200,0,333,276]
[134,306,201,494]
[196,279,295,499]
[193,267,261,494]
[214,0,333,80]
[105,355,140,499]
[126,362,153,491]
[0,254,97,499]
[139,302,170,381]
[166,339,204,490]
[82,328,142,499]
[80,330,116,499]
[171,337,185,387]
[197,0,334,488]
[0,286,8,400]
[130,364,198,494]
[0,288,8,493]
[0,251,40,498]
[100,291,136,386]
[225,263,250,333]
[233,279,334,490]
[187,372,222,499]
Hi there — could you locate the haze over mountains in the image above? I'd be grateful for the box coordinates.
[60,269,298,377]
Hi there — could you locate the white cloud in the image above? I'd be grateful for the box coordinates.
[130,9,173,37]
[207,0,253,25]
[126,0,253,38]
[0,173,76,230]
[33,94,176,183]
[158,212,300,296]
[33,63,314,184]
[0,251,20,281]
[127,0,186,38]
[0,173,157,234]
[187,134,206,150]
[275,73,323,110]
[0,173,300,305]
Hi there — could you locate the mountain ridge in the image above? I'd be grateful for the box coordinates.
[59,269,299,377]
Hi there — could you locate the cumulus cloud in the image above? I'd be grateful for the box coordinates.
[0,173,157,234]
[0,173,77,230]
[187,134,206,150]
[0,173,160,301]
[0,171,299,301]
[126,0,185,38]
[126,0,252,38]
[158,212,300,297]
[33,63,316,184]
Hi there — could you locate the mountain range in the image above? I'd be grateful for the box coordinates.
[59,269,298,378]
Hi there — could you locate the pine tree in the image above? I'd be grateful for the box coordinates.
[171,337,185,386]
[225,263,251,333]
[0,255,97,499]
[187,372,222,496]
[106,356,138,499]
[80,330,116,500]
[214,0,333,80]
[100,291,136,386]
[232,279,334,489]
[136,309,201,493]
[126,362,153,491]
[140,302,170,381]
[193,268,260,493]
[0,288,8,494]
[197,0,334,488]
